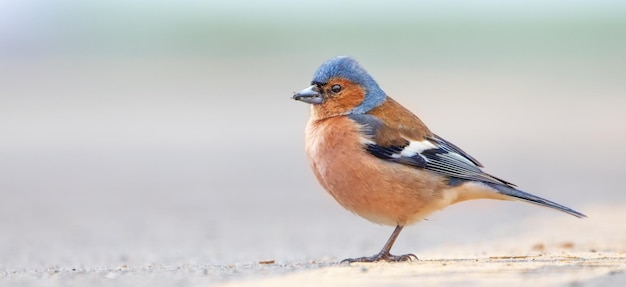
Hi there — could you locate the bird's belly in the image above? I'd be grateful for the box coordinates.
[305,118,451,226]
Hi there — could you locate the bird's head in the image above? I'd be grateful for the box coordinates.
[293,56,387,118]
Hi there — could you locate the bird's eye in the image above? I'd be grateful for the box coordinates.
[331,84,342,93]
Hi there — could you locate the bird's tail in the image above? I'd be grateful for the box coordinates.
[483,182,586,218]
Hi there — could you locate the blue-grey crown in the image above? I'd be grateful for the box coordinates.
[312,56,387,114]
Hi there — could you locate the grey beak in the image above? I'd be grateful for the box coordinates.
[292,85,323,104]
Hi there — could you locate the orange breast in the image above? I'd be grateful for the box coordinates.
[305,116,451,226]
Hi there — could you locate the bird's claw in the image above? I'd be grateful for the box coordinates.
[341,252,418,263]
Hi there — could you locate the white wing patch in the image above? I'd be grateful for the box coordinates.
[399,140,437,157]
[384,140,437,161]
[359,136,375,145]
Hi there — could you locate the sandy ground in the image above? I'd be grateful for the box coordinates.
[221,254,626,287]
[219,205,626,287]
[1,204,624,287]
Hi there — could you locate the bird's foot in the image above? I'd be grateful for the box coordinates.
[341,252,417,263]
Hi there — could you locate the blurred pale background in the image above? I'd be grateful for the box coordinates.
[1,0,625,272]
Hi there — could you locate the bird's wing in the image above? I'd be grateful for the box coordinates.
[348,113,513,186]
[348,107,586,218]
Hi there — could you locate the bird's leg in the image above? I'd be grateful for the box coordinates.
[341,225,418,263]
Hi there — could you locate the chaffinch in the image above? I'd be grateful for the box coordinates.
[292,56,586,263]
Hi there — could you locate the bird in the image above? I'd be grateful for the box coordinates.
[291,56,586,263]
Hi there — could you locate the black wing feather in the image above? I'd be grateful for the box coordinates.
[349,114,511,186]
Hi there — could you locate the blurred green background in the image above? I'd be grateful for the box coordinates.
[1,0,625,269]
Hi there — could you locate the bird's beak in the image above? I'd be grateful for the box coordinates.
[292,85,323,104]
